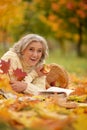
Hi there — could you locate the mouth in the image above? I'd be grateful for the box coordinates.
[30,58,38,63]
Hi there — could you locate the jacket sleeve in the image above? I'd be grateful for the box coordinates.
[24,70,38,82]
[24,75,46,95]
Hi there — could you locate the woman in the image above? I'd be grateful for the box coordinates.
[1,34,49,95]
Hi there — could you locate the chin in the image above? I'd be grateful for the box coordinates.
[30,63,37,66]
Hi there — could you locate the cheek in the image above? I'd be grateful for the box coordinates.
[23,52,30,61]
[25,51,31,57]
[38,53,43,61]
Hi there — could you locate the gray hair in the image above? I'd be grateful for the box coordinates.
[11,34,49,65]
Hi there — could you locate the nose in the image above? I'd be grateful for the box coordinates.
[32,51,38,57]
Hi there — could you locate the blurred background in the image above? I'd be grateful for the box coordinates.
[0,0,87,76]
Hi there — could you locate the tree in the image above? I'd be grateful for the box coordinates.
[22,0,87,56]
[5,0,87,56]
[0,0,24,51]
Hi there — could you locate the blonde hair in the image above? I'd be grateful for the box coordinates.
[11,34,49,65]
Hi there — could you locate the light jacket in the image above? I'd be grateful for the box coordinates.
[1,50,46,95]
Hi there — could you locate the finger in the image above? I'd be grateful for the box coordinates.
[9,81,14,84]
[37,65,44,71]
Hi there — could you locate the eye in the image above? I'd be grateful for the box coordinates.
[29,48,34,51]
[38,49,42,53]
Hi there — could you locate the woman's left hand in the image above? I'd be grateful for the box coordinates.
[35,65,48,77]
[10,80,27,93]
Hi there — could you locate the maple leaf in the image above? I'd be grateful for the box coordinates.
[13,68,27,81]
[0,59,10,74]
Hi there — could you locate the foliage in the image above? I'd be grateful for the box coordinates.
[13,68,27,81]
[0,59,10,74]
[0,0,24,29]
[0,0,87,56]
[0,59,27,94]
[32,0,87,56]
[0,59,87,129]
[0,0,25,52]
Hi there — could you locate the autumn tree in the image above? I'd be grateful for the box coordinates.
[55,0,87,56]
[22,0,87,56]
[11,0,55,42]
[0,0,24,52]
[3,0,86,56]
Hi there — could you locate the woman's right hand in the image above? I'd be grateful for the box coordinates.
[10,80,27,93]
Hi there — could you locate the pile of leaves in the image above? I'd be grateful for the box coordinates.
[0,60,87,130]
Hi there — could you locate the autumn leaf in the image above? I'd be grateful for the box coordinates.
[41,64,51,74]
[0,59,10,74]
[73,113,87,130]
[13,68,27,81]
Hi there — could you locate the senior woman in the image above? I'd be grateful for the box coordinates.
[1,34,49,95]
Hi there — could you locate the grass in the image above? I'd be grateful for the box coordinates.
[46,49,87,76]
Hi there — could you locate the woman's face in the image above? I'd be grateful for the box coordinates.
[22,41,43,67]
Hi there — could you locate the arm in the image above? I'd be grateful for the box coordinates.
[10,75,46,95]
[24,70,38,82]
[23,76,46,95]
[23,65,47,95]
[9,67,46,95]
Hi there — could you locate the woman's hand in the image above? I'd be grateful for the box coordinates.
[35,65,49,77]
[10,80,27,93]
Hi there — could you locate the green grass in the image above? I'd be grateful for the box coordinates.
[46,49,87,76]
[0,121,13,130]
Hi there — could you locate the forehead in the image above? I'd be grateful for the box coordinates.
[28,41,43,48]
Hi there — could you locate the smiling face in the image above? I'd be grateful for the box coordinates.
[22,41,43,67]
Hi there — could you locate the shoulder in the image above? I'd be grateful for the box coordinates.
[1,51,20,63]
[1,50,21,65]
[1,51,22,70]
[1,50,17,59]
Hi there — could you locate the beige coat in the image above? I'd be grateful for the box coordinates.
[1,51,46,95]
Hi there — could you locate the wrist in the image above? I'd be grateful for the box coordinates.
[22,82,27,92]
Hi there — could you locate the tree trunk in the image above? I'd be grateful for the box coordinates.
[77,21,83,56]
[2,29,9,52]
